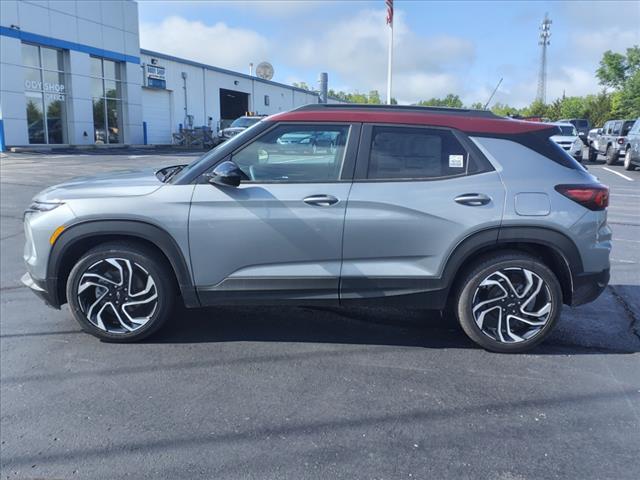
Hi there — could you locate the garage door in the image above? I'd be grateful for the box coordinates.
[142,89,172,144]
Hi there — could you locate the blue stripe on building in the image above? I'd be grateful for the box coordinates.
[0,26,139,64]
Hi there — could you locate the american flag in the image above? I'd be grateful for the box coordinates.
[386,0,393,26]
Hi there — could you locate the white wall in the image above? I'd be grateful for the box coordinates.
[0,0,142,146]
[140,51,321,144]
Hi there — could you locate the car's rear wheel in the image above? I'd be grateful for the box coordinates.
[66,242,175,342]
[455,252,562,353]
[605,145,617,165]
[624,148,635,171]
[588,146,598,163]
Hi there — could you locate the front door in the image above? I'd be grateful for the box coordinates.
[189,122,359,304]
[340,124,505,304]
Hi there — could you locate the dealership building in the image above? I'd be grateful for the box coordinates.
[0,0,327,150]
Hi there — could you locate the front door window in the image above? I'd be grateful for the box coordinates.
[231,124,350,182]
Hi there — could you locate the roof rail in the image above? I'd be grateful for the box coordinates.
[293,103,500,118]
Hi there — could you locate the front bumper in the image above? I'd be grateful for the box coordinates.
[21,272,60,309]
[571,268,610,306]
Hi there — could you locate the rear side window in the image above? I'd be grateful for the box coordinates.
[367,126,477,180]
[622,121,634,136]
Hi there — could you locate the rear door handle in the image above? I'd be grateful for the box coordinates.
[303,195,339,207]
[454,193,491,206]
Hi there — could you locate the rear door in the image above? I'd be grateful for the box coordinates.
[188,122,359,304]
[340,124,505,303]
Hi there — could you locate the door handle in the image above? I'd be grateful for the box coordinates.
[454,193,491,206]
[303,195,339,207]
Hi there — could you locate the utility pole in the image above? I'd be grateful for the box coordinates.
[536,13,552,104]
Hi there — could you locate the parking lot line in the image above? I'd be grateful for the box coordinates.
[601,167,634,181]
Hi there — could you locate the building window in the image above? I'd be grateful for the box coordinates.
[264,95,270,106]
[22,43,67,144]
[91,57,124,144]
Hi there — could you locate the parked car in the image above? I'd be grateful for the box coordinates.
[549,122,583,162]
[219,115,265,140]
[22,104,611,353]
[623,117,640,171]
[596,119,636,165]
[558,118,591,145]
[587,127,601,161]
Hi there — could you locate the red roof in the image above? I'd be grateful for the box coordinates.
[268,108,552,135]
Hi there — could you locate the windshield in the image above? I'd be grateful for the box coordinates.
[230,117,261,128]
[556,125,577,136]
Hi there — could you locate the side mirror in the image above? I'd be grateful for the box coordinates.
[209,160,243,187]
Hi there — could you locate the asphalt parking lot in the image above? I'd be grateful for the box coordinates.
[1,149,639,479]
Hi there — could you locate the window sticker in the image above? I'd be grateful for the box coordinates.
[449,154,464,168]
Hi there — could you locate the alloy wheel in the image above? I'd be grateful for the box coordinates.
[77,258,158,334]
[471,267,552,344]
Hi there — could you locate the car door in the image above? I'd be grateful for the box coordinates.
[340,124,505,304]
[188,122,360,304]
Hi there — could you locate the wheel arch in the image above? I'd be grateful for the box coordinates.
[443,226,582,306]
[47,220,199,308]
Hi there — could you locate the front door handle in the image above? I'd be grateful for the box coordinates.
[303,195,339,207]
[454,193,492,206]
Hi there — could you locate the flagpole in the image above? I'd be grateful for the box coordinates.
[386,17,393,104]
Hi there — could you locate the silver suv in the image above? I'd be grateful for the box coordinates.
[22,105,611,353]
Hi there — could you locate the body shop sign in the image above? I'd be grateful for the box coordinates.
[25,80,65,100]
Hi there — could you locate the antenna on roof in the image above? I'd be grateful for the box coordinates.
[484,77,503,110]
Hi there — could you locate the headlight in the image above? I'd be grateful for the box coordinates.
[25,201,64,214]
[573,139,582,149]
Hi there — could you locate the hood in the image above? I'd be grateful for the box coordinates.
[34,168,164,202]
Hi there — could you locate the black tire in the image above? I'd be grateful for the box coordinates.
[454,251,562,353]
[588,146,598,163]
[624,148,635,171]
[66,241,176,342]
[605,145,617,165]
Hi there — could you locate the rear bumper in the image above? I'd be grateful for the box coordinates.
[21,272,61,309]
[571,268,609,306]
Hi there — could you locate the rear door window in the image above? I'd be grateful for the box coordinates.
[612,122,622,135]
[366,126,478,180]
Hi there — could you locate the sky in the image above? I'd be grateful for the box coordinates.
[137,0,640,107]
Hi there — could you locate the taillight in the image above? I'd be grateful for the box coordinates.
[555,184,609,211]
[617,137,624,145]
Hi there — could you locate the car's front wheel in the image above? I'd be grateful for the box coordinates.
[455,252,562,353]
[624,148,635,171]
[66,242,176,342]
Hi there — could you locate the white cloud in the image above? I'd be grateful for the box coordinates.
[139,16,270,73]
[287,9,474,103]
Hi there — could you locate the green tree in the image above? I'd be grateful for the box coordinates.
[368,90,382,104]
[417,93,463,108]
[596,46,640,89]
[521,99,548,118]
[490,102,519,117]
[292,81,311,90]
[612,70,640,118]
[470,102,485,110]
